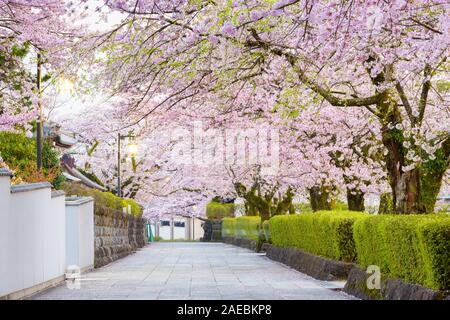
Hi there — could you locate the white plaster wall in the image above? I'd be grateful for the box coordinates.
[0,175,11,296]
[65,199,94,270]
[4,185,65,296]
[0,174,66,298]
[44,195,66,281]
[159,225,171,240]
[173,226,185,240]
[192,218,204,240]
[78,200,94,269]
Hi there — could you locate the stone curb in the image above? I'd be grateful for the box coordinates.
[264,244,355,281]
[344,266,450,300]
[222,236,258,251]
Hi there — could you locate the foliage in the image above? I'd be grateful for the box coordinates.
[353,214,450,290]
[122,198,143,216]
[269,211,366,262]
[0,1,83,129]
[63,182,142,216]
[206,200,235,219]
[222,216,261,241]
[0,131,65,188]
[12,162,61,186]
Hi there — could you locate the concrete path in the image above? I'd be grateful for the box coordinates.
[29,242,355,300]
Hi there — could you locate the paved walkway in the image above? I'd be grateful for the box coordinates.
[30,242,354,300]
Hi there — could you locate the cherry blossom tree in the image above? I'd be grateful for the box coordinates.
[80,0,449,214]
[0,0,86,130]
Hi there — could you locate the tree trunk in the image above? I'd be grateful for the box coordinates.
[381,126,447,214]
[378,193,394,214]
[273,188,294,216]
[380,124,449,213]
[309,186,335,212]
[347,189,365,211]
[244,201,259,216]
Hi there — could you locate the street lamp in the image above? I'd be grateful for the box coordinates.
[57,77,75,95]
[117,133,138,198]
[127,142,138,157]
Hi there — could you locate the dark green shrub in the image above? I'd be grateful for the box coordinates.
[353,214,450,290]
[206,201,235,219]
[0,131,35,169]
[269,211,366,262]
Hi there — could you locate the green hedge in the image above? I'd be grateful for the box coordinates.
[206,201,235,219]
[353,214,450,290]
[236,216,261,241]
[291,201,348,214]
[222,216,261,241]
[63,182,142,216]
[222,217,236,237]
[269,211,366,262]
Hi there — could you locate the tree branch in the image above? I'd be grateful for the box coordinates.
[418,64,431,125]
[247,29,382,107]
[395,82,415,124]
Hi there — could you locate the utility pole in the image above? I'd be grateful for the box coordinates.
[36,52,43,170]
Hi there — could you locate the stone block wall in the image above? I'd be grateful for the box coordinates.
[200,220,222,242]
[94,205,146,268]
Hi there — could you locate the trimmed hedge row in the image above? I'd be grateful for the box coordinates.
[64,182,143,216]
[353,214,450,290]
[222,217,236,237]
[267,211,450,290]
[222,216,261,241]
[206,201,235,219]
[269,211,366,262]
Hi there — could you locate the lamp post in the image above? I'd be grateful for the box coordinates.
[117,133,138,198]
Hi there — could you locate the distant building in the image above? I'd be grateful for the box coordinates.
[151,214,204,241]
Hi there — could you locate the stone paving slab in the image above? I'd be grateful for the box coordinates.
[29,242,356,300]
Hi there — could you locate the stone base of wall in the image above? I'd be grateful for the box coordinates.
[94,205,146,268]
[344,266,450,300]
[265,244,355,281]
[222,236,257,251]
